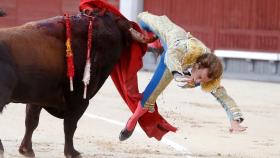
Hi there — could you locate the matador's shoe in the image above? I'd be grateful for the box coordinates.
[119,101,148,141]
[119,126,135,141]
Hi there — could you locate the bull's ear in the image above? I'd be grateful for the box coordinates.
[0,9,7,17]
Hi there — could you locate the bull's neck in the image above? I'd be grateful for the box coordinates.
[69,14,95,38]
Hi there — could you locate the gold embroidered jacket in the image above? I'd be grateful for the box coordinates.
[138,12,244,122]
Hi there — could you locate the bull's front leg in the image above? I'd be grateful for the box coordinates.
[19,104,42,157]
[64,100,89,158]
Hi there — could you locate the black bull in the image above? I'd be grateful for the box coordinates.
[0,12,132,157]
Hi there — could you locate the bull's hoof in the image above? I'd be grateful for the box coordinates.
[0,140,4,153]
[65,150,82,158]
[19,147,35,157]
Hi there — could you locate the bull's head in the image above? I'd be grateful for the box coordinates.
[0,9,6,17]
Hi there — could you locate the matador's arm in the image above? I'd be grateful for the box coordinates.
[211,86,244,123]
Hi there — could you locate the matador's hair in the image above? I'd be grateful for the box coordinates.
[196,53,223,80]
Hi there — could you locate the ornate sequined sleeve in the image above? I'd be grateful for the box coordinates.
[211,86,244,122]
[164,47,185,74]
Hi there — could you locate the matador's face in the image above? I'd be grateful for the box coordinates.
[190,67,212,85]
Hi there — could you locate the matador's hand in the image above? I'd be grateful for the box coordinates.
[229,120,247,133]
[173,73,193,87]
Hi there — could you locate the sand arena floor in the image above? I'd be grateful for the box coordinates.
[1,71,280,158]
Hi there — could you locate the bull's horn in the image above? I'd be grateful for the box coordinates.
[129,28,157,44]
